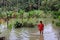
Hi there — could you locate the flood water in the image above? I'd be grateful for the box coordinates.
[0,18,60,40]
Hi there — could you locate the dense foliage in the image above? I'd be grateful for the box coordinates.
[0,0,60,11]
[0,0,60,28]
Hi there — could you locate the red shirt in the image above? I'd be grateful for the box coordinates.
[38,23,44,31]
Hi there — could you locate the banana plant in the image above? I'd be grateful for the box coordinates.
[6,11,13,18]
[18,9,25,23]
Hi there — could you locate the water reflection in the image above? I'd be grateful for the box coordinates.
[5,23,59,40]
[39,35,44,40]
[20,28,29,40]
[0,24,7,33]
[9,28,18,40]
[0,18,60,40]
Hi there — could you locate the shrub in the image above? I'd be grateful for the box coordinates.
[8,23,12,29]
[56,22,60,27]
[23,22,35,28]
[52,20,54,24]
[52,11,60,19]
[58,16,60,20]
[14,21,22,28]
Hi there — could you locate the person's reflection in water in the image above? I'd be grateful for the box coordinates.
[39,34,44,40]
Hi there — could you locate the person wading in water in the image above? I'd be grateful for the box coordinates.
[38,21,44,35]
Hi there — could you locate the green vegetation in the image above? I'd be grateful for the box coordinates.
[8,23,12,29]
[0,0,60,11]
[51,10,60,27]
[0,0,60,28]
[52,11,60,19]
[56,22,60,27]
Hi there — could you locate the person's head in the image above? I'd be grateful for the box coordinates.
[40,21,42,24]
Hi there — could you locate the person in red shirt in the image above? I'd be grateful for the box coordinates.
[38,21,44,34]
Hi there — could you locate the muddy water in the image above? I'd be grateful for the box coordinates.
[0,18,60,40]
